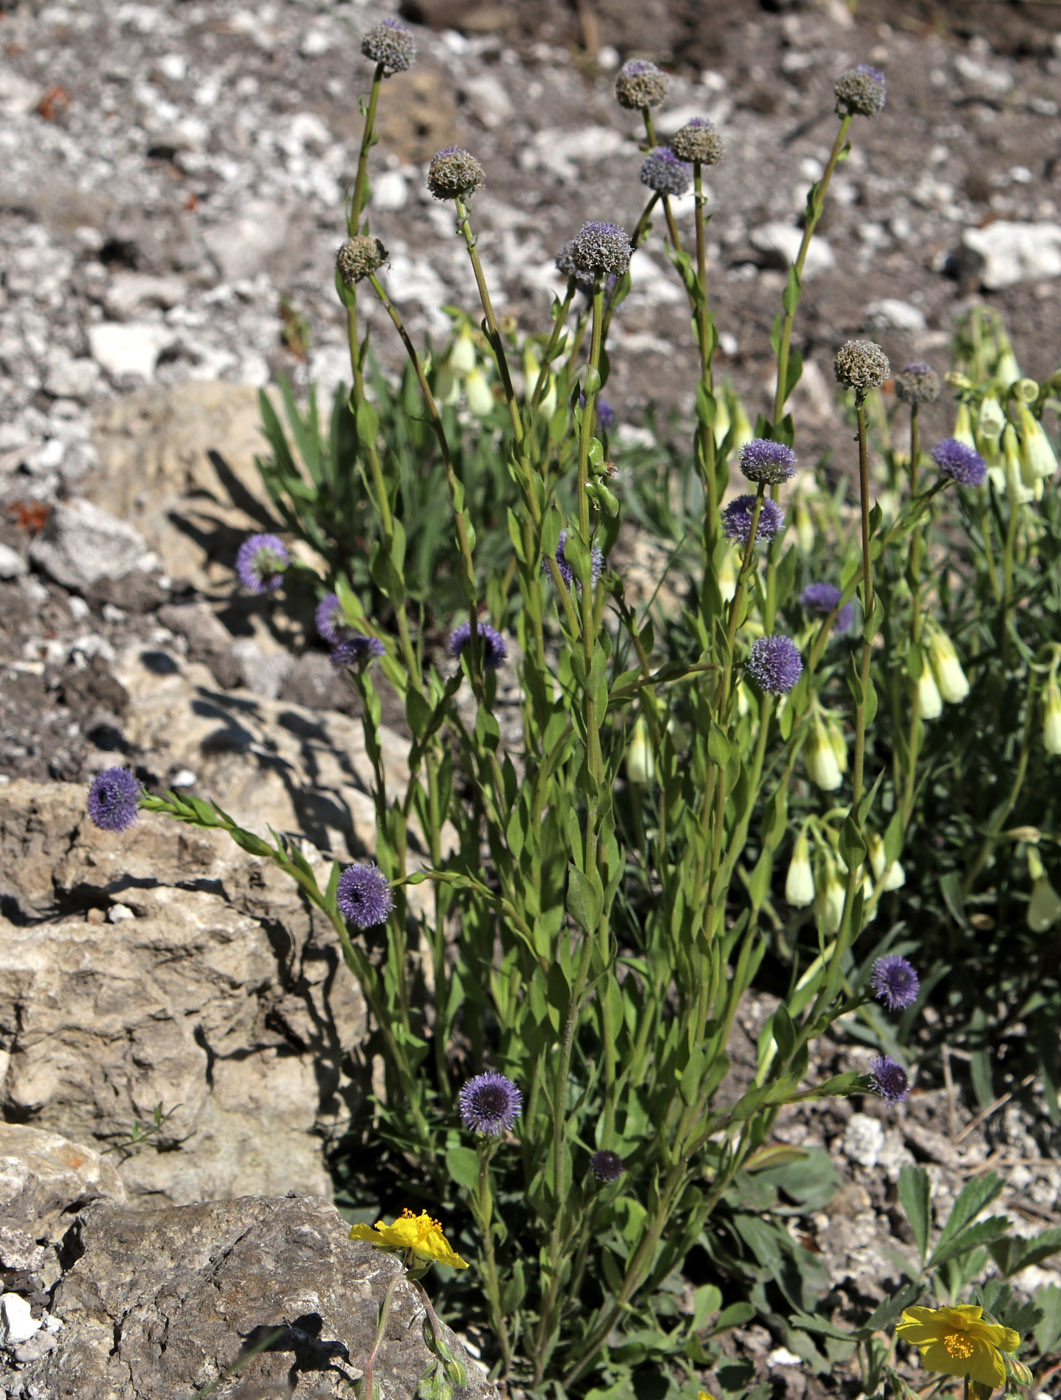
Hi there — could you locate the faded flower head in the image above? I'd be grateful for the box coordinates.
[869,1054,909,1103]
[556,241,614,298]
[801,582,854,634]
[640,146,691,197]
[894,361,940,406]
[336,863,394,930]
[87,767,141,833]
[568,221,631,279]
[896,1304,1021,1391]
[458,1072,522,1135]
[721,494,785,544]
[745,634,803,694]
[330,634,385,670]
[614,59,668,111]
[870,954,920,1011]
[833,340,890,396]
[834,64,886,118]
[931,437,987,487]
[739,438,797,486]
[669,116,724,165]
[589,1150,623,1183]
[350,1210,468,1270]
[315,592,345,645]
[336,235,387,287]
[543,528,604,589]
[427,147,485,201]
[361,18,417,76]
[236,533,289,594]
[448,621,508,671]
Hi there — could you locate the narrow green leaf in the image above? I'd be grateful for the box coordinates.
[898,1164,931,1263]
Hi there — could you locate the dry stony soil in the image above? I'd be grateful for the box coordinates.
[1,0,1060,1396]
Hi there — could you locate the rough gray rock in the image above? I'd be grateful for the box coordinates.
[5,1195,497,1400]
[28,499,155,594]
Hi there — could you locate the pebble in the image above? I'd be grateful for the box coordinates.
[88,322,175,382]
[0,1294,38,1348]
[962,220,1061,289]
[749,222,835,274]
[841,1112,885,1169]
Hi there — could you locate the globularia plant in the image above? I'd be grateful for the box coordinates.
[86,27,1061,1400]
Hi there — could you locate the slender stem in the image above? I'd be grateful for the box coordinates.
[349,67,385,235]
[643,109,683,254]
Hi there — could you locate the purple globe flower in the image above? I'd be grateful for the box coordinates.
[86,767,141,833]
[236,534,290,594]
[834,64,886,118]
[721,494,785,544]
[745,634,803,694]
[931,438,987,487]
[568,221,631,279]
[801,582,854,634]
[614,59,667,111]
[361,17,416,75]
[330,634,386,670]
[458,1072,522,1135]
[739,439,797,486]
[543,528,604,589]
[870,955,920,1011]
[639,146,692,198]
[670,117,724,165]
[448,621,508,671]
[336,863,394,930]
[894,362,940,406]
[315,592,345,645]
[589,1149,623,1183]
[869,1055,910,1103]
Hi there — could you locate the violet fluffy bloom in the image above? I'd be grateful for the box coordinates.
[870,955,920,1011]
[739,438,797,486]
[236,533,290,594]
[458,1072,522,1135]
[543,529,604,589]
[589,1149,623,1183]
[801,582,854,634]
[931,438,987,487]
[869,1055,910,1103]
[330,634,385,670]
[87,767,141,833]
[315,592,346,645]
[721,494,785,544]
[745,634,803,694]
[640,146,691,197]
[448,621,508,671]
[336,863,394,930]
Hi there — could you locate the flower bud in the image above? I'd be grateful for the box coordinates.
[1043,676,1061,755]
[1003,423,1035,503]
[826,713,849,774]
[1027,855,1061,932]
[448,325,477,376]
[915,664,943,720]
[464,367,495,418]
[785,829,815,907]
[804,717,843,791]
[951,400,977,451]
[868,833,906,891]
[927,627,970,705]
[1016,403,1058,482]
[1012,376,1039,405]
[816,854,846,935]
[716,549,737,603]
[625,716,656,785]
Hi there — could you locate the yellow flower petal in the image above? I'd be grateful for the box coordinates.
[896,1303,1021,1392]
[349,1210,469,1269]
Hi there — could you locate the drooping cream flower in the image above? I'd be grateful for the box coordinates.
[896,1303,1020,1390]
[350,1209,469,1269]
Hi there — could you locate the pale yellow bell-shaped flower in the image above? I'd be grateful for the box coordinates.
[1016,403,1058,482]
[785,828,815,908]
[464,367,495,418]
[447,324,477,376]
[625,716,656,786]
[804,717,843,792]
[1043,675,1061,756]
[927,627,970,705]
[915,664,943,720]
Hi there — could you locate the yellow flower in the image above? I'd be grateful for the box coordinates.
[896,1304,1020,1391]
[349,1209,469,1270]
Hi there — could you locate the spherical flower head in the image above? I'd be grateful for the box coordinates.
[869,1054,909,1103]
[669,117,724,165]
[721,494,785,545]
[931,437,987,487]
[568,221,631,279]
[833,340,890,396]
[640,146,691,198]
[87,767,141,833]
[336,235,388,287]
[236,533,289,594]
[834,64,886,118]
[360,18,416,76]
[427,147,485,201]
[589,1149,623,1183]
[330,634,385,670]
[448,621,507,671]
[336,862,394,930]
[739,438,797,486]
[614,59,667,111]
[896,1305,1021,1391]
[745,634,803,695]
[350,1209,468,1270]
[315,592,345,645]
[800,581,854,634]
[543,528,604,589]
[894,361,940,406]
[458,1072,522,1135]
[870,954,920,1011]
